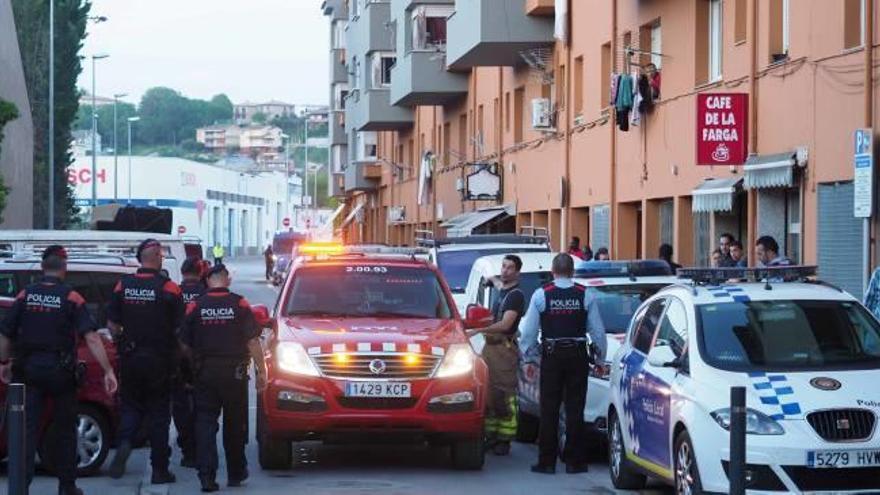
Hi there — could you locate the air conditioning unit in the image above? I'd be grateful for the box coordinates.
[531,98,553,130]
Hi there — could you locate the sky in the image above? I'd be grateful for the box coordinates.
[77,0,329,107]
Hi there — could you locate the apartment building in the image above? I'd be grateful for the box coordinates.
[234,101,298,124]
[196,124,283,158]
[324,0,878,299]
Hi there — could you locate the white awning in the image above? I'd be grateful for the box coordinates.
[340,202,365,229]
[691,177,743,213]
[744,152,797,190]
[440,205,511,237]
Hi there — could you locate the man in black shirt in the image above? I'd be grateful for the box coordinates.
[181,264,267,492]
[467,254,526,456]
[107,239,185,484]
[0,245,118,495]
[173,257,206,468]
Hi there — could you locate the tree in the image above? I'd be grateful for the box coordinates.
[0,99,19,223]
[75,101,138,150]
[13,0,90,228]
[252,112,268,124]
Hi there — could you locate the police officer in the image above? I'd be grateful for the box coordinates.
[466,254,525,456]
[0,246,118,495]
[518,253,606,474]
[172,257,206,468]
[107,239,184,484]
[180,264,267,492]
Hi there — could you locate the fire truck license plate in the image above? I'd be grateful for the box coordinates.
[345,382,412,398]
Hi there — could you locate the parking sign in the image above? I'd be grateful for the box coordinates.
[854,129,873,218]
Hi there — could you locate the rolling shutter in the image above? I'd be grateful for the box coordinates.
[818,182,865,299]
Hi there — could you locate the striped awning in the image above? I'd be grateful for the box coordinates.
[692,177,743,213]
[744,152,797,190]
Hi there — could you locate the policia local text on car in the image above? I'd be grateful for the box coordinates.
[180,263,267,492]
[107,239,185,484]
[0,245,118,495]
[519,253,607,475]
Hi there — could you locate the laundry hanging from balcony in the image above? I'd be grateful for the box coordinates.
[417,152,436,206]
[611,71,657,131]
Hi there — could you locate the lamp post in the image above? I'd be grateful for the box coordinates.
[112,93,127,202]
[90,53,109,208]
[304,114,310,207]
[281,133,291,225]
[126,116,140,203]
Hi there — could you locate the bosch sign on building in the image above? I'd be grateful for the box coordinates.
[696,93,749,166]
[69,155,303,255]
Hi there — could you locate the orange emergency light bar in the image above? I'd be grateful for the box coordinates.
[299,242,346,256]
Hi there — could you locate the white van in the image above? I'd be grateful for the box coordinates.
[0,230,186,282]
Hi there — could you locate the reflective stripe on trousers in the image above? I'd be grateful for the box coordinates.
[485,395,518,441]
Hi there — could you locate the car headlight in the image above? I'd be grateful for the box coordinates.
[276,342,320,377]
[272,255,278,262]
[435,344,475,378]
[589,361,611,381]
[710,408,785,435]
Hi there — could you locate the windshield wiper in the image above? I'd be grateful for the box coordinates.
[286,310,353,317]
[361,311,434,319]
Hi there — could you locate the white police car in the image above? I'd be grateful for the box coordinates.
[608,267,880,494]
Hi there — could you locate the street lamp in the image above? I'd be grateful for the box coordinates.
[112,93,127,202]
[126,116,140,203]
[281,133,291,221]
[48,9,106,227]
[90,53,109,208]
[309,163,325,209]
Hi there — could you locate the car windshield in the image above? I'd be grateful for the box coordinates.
[587,284,669,333]
[698,300,880,371]
[284,265,452,319]
[437,248,546,293]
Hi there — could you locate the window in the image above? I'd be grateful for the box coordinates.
[601,42,611,108]
[769,0,790,61]
[332,20,346,49]
[371,53,396,87]
[733,0,749,43]
[477,104,484,150]
[411,5,452,50]
[443,123,451,165]
[505,92,511,131]
[786,186,802,264]
[845,0,866,49]
[587,284,670,334]
[632,298,668,354]
[357,132,377,161]
[655,298,688,357]
[556,63,566,109]
[514,87,525,143]
[708,0,723,81]
[574,56,584,116]
[458,114,467,160]
[651,23,663,69]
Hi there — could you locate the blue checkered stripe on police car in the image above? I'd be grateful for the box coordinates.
[748,372,802,420]
[706,286,751,303]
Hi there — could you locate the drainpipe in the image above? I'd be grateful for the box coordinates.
[865,0,874,281]
[609,0,618,256]
[746,0,758,265]
[562,0,573,253]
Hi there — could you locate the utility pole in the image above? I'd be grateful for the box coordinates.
[112,93,127,202]
[48,0,54,228]
[90,54,109,208]
[304,114,310,207]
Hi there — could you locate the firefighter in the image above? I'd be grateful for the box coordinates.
[172,257,206,468]
[518,253,606,474]
[0,245,118,495]
[107,239,185,484]
[466,254,525,456]
[180,263,267,492]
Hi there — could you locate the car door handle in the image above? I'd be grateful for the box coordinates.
[618,362,625,370]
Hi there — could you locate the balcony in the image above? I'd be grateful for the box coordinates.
[330,111,347,145]
[347,1,395,55]
[322,0,347,20]
[330,172,346,198]
[344,160,383,192]
[390,49,467,106]
[346,88,413,131]
[446,0,554,70]
[331,49,347,84]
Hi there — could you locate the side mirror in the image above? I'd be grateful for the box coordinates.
[464,304,493,330]
[647,344,680,369]
[251,304,274,329]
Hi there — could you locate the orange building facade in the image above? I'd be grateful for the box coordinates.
[324,0,879,299]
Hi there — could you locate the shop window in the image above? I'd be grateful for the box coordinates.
[786,187,802,264]
[574,56,584,116]
[769,0,790,62]
[845,0,866,49]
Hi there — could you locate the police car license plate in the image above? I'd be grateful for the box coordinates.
[807,449,880,468]
[345,381,411,398]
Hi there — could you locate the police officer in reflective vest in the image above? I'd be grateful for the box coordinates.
[172,257,207,468]
[466,254,525,456]
[519,253,606,474]
[107,239,184,484]
[180,264,267,492]
[0,246,118,495]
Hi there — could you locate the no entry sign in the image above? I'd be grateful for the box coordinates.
[696,93,749,166]
[282,217,291,228]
